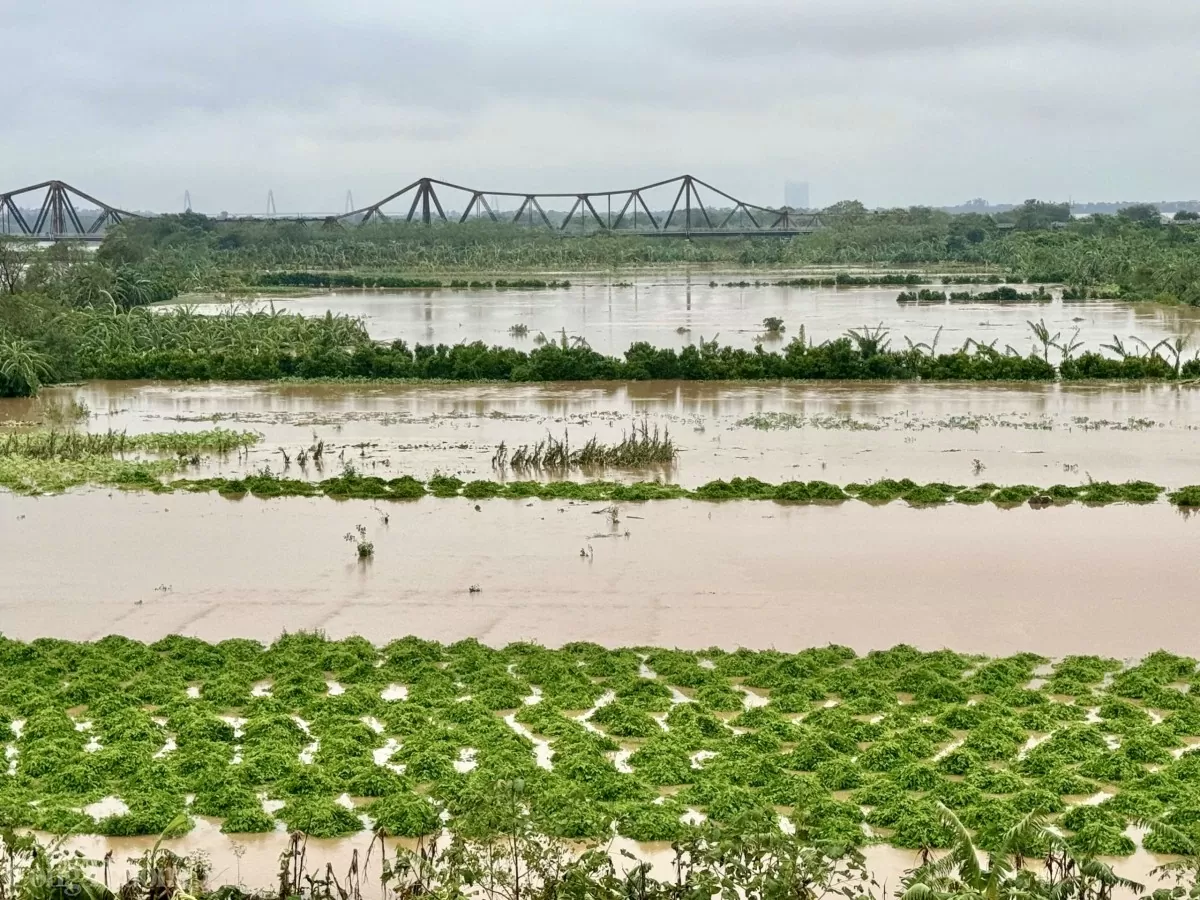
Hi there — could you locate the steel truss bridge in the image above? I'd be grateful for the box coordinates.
[0,175,821,242]
[0,181,137,242]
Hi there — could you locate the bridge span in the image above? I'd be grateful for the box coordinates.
[0,175,821,241]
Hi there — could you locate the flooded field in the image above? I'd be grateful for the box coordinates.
[2,491,1198,657]
[171,275,1200,356]
[6,283,1199,892]
[52,826,1173,895]
[7,379,1200,487]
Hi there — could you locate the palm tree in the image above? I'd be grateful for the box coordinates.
[961,337,999,355]
[115,271,153,308]
[1128,335,1156,359]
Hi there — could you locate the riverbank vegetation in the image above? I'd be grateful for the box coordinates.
[0,428,260,493]
[2,199,1197,397]
[5,301,1200,396]
[1,200,1197,313]
[897,286,1053,304]
[2,632,1200,878]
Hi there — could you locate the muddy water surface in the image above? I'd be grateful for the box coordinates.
[7,279,1197,894]
[171,275,1200,356]
[7,380,1200,487]
[2,492,1198,657]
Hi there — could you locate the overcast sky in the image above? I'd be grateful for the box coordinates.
[5,0,1199,213]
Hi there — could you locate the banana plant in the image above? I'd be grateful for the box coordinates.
[905,325,943,357]
[845,323,892,356]
[1154,335,1193,376]
[1026,318,1061,362]
[1100,335,1130,359]
[900,803,1140,900]
[0,339,53,397]
[1059,327,1085,361]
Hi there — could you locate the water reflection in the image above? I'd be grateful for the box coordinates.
[165,276,1200,357]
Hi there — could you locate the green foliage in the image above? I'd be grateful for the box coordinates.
[279,797,363,837]
[367,791,441,836]
[0,631,1196,863]
[5,458,1190,510]
[218,804,276,833]
[9,293,1200,401]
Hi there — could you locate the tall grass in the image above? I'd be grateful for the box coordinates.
[493,423,676,472]
[0,428,259,461]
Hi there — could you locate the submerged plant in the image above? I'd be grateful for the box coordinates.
[494,422,677,473]
[1,632,1198,860]
[344,524,374,558]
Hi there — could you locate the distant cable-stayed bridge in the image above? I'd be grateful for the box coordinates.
[0,175,821,241]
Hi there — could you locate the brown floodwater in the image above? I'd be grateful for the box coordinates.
[169,275,1200,357]
[5,379,1196,894]
[6,380,1200,487]
[2,492,1198,657]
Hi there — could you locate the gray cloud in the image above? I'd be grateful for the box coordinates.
[3,0,1197,212]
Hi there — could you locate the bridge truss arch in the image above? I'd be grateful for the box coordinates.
[341,174,820,237]
[0,175,821,240]
[0,181,141,241]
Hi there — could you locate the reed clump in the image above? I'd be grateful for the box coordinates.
[492,423,677,473]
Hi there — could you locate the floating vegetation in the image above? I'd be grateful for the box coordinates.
[0,632,1195,860]
[2,461,1188,510]
[897,287,1052,304]
[492,423,677,472]
[733,410,1165,433]
[734,413,884,432]
[0,429,262,494]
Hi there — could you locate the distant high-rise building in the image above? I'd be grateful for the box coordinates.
[784,181,810,210]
